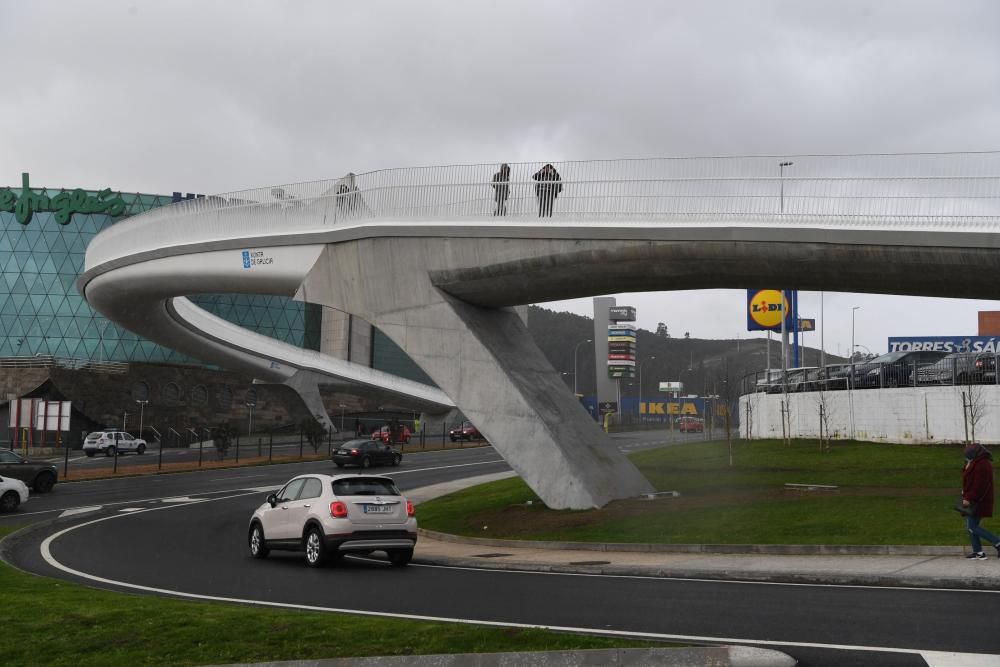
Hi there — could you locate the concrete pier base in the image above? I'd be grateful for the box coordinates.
[298,238,654,509]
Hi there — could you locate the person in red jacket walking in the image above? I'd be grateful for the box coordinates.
[962,443,998,560]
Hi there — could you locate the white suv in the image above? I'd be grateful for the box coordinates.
[248,474,417,567]
[83,431,147,457]
[0,475,29,512]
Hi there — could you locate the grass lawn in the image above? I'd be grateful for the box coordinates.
[0,525,658,666]
[418,439,992,546]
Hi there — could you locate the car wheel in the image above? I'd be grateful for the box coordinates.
[392,453,401,466]
[84,451,94,458]
[105,446,116,457]
[304,527,327,567]
[361,456,371,469]
[248,523,269,559]
[137,444,146,455]
[33,472,55,494]
[0,491,19,513]
[449,436,457,442]
[388,548,413,567]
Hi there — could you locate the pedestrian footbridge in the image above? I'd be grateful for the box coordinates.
[80,153,1000,508]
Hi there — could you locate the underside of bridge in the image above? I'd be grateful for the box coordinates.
[296,231,1000,509]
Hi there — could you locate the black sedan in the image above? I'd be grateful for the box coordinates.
[332,439,402,469]
[852,350,948,388]
[0,449,58,493]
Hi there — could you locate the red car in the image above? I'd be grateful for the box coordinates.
[449,421,481,442]
[677,417,704,433]
[371,425,412,445]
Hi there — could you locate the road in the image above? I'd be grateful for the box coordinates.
[3,434,994,666]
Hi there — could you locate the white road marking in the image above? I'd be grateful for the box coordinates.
[387,459,505,476]
[59,506,102,518]
[411,562,1000,595]
[36,492,1000,661]
[160,497,198,503]
[118,508,145,513]
[207,474,266,482]
[922,652,1000,666]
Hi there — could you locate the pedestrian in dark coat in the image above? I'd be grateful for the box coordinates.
[961,443,999,559]
[532,163,562,217]
[491,163,511,216]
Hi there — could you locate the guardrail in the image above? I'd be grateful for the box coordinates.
[742,354,1000,395]
[86,152,1000,272]
[0,355,128,374]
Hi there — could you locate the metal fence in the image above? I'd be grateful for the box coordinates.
[742,354,1000,395]
[0,355,128,374]
[86,151,1000,272]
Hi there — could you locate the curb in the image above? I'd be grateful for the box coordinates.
[413,551,1000,590]
[213,646,797,667]
[418,528,964,557]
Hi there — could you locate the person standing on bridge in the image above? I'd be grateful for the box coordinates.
[961,443,999,560]
[491,163,511,216]
[532,163,562,217]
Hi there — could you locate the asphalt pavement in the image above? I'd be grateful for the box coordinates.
[4,435,999,666]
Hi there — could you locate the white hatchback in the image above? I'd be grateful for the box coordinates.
[0,475,30,512]
[248,473,417,567]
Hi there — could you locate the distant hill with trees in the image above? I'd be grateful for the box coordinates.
[526,305,845,400]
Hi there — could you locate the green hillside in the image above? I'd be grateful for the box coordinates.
[526,305,844,399]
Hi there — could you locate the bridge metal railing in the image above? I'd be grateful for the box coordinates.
[85,152,1000,272]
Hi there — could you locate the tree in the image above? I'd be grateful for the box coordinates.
[684,332,690,339]
[655,322,670,339]
[300,415,328,454]
[963,384,988,444]
[815,389,836,452]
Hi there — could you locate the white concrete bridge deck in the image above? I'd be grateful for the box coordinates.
[79,152,1000,508]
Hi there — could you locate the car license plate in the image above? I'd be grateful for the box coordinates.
[364,504,392,514]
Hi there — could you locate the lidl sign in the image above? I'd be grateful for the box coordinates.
[0,173,126,225]
[747,289,795,332]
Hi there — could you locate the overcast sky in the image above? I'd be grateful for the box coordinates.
[3,1,1000,358]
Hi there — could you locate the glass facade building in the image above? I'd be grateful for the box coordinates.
[0,177,318,363]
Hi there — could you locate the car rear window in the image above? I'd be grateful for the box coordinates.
[332,478,400,496]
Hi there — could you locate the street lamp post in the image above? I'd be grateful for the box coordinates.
[135,400,148,439]
[572,338,592,396]
[779,161,793,214]
[339,403,346,433]
[851,306,861,387]
[638,355,656,409]
[245,401,255,437]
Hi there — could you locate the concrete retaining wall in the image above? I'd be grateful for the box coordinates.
[739,385,1000,444]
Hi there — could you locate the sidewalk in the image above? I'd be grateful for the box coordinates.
[411,473,1000,591]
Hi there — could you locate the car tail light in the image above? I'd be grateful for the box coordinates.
[350,449,358,456]
[976,359,985,369]
[330,501,348,518]
[406,500,415,517]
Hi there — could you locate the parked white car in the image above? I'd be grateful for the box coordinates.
[0,475,30,512]
[248,473,417,567]
[83,431,148,457]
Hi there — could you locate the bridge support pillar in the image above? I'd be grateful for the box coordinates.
[283,370,337,433]
[298,240,654,509]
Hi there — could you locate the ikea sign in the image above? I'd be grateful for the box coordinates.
[887,336,1000,354]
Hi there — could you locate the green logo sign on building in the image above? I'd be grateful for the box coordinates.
[0,173,127,226]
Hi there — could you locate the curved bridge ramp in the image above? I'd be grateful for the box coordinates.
[80,153,1000,508]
